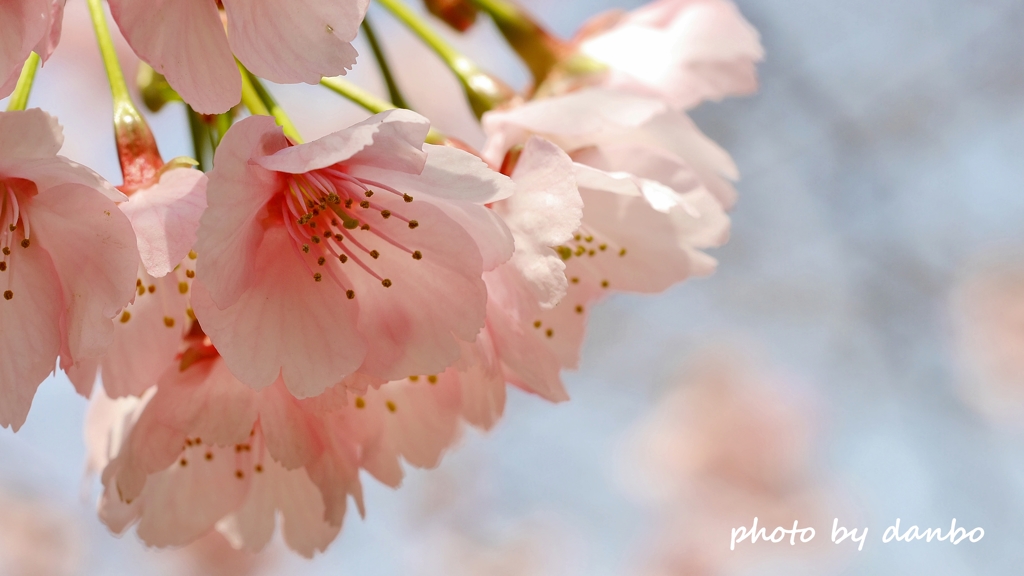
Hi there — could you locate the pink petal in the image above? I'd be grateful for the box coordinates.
[351,144,515,271]
[254,109,429,175]
[0,0,49,99]
[99,268,188,398]
[121,167,207,278]
[107,0,241,114]
[484,267,569,402]
[450,336,507,430]
[0,109,63,160]
[27,182,138,365]
[192,226,365,397]
[273,463,343,557]
[0,227,62,430]
[497,137,583,307]
[345,192,488,381]
[225,0,367,85]
[134,442,253,547]
[196,116,288,309]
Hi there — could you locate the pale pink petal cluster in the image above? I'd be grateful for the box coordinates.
[574,0,764,109]
[0,0,65,98]
[107,0,369,113]
[0,109,137,430]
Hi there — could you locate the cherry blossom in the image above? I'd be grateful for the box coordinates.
[572,0,764,109]
[0,109,137,430]
[482,89,731,356]
[106,0,370,113]
[192,110,514,398]
[87,327,471,556]
[0,0,65,99]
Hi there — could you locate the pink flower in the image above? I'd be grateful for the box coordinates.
[87,330,469,556]
[192,111,514,398]
[90,349,364,556]
[0,0,65,99]
[572,0,764,109]
[0,109,137,430]
[482,90,731,363]
[106,0,369,114]
[442,137,584,428]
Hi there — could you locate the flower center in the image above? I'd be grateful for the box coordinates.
[0,180,31,301]
[281,168,424,298]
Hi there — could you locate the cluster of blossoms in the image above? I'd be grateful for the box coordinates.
[1,0,762,557]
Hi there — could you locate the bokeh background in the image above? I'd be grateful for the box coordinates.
[3,0,1024,574]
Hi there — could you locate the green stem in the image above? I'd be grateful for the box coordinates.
[5,52,40,112]
[320,77,396,114]
[467,0,565,85]
[87,0,131,104]
[187,108,210,172]
[374,0,514,118]
[238,64,302,143]
[361,15,409,109]
[88,0,164,191]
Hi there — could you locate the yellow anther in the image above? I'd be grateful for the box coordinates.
[355,396,366,409]
[571,277,579,284]
[386,400,397,413]
[188,250,197,260]
[599,244,607,251]
[409,376,420,382]
[601,280,609,288]
[178,281,189,294]
[576,305,584,314]
[557,246,572,260]
[180,458,188,467]
[427,375,438,384]
[619,248,627,257]
[546,329,554,338]
[186,308,196,321]
[120,311,131,323]
[164,316,175,328]
[137,285,145,296]
[534,320,542,328]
